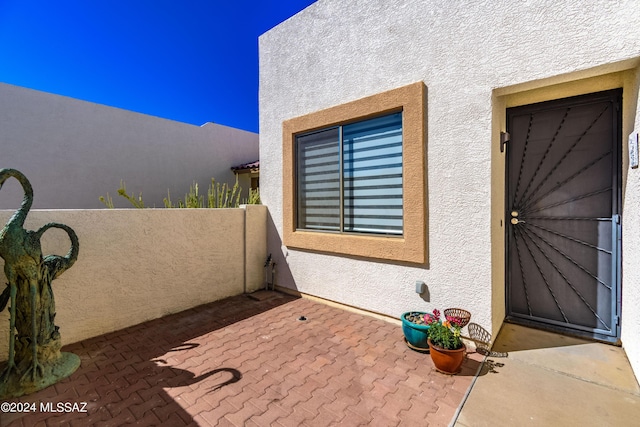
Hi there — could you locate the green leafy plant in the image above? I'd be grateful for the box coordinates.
[425,309,464,350]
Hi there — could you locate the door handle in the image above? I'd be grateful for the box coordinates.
[510,211,524,225]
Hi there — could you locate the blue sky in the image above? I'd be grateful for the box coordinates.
[0,0,316,133]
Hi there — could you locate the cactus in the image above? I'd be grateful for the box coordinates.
[116,180,145,208]
[102,176,259,209]
[245,188,261,205]
[208,177,242,208]
[99,193,114,209]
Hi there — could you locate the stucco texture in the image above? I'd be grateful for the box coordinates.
[622,69,640,379]
[0,83,258,209]
[0,206,267,361]
[258,0,640,377]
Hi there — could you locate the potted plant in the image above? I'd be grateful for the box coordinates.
[401,310,440,351]
[426,308,470,374]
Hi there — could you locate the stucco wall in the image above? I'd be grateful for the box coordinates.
[0,83,258,209]
[621,68,640,378]
[0,206,267,361]
[258,0,640,368]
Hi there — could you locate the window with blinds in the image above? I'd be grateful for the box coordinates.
[296,112,403,235]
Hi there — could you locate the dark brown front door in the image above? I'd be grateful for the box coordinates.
[506,89,622,343]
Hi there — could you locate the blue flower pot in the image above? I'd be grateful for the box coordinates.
[402,311,431,350]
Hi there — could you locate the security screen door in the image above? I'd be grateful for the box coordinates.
[505,89,622,343]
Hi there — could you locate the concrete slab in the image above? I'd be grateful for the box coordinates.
[455,323,640,426]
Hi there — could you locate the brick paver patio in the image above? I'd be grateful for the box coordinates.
[0,292,483,426]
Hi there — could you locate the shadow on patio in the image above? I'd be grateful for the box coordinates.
[1,292,483,426]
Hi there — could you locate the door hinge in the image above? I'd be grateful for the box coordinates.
[615,315,620,326]
[614,214,620,224]
[500,131,510,153]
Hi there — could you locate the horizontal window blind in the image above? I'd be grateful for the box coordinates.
[296,127,340,231]
[343,113,403,234]
[296,112,403,235]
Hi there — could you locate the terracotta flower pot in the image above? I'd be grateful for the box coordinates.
[427,339,466,374]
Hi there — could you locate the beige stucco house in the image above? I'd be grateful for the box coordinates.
[258,0,640,381]
[0,82,259,209]
[232,160,260,199]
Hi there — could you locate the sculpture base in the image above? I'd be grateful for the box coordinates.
[0,352,80,399]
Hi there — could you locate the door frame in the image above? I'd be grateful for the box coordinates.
[491,69,637,346]
[503,89,622,343]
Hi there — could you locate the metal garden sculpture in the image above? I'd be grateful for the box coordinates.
[0,168,80,398]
